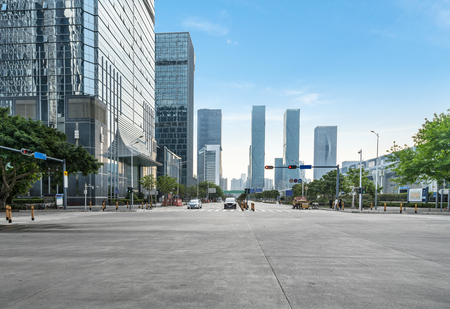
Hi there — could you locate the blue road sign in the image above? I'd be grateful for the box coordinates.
[300,165,311,169]
[250,189,255,194]
[115,188,119,194]
[34,152,47,160]
[286,190,293,196]
[298,179,302,183]
[256,188,263,193]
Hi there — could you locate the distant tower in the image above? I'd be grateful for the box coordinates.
[274,158,284,190]
[197,109,222,184]
[250,106,265,189]
[313,126,337,180]
[283,109,300,188]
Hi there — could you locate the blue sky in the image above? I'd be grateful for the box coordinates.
[155,0,450,182]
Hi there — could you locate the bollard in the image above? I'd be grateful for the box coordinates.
[5,205,9,221]
[415,204,417,214]
[31,206,35,221]
[251,203,255,211]
[342,201,345,210]
[103,201,105,211]
[370,202,373,210]
[241,202,244,211]
[384,203,386,212]
[116,201,118,211]
[400,202,403,214]
[150,201,152,209]
[142,202,144,209]
[90,201,92,211]
[127,201,129,209]
[7,205,12,223]
[146,202,148,209]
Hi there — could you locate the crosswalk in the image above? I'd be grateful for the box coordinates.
[151,207,304,213]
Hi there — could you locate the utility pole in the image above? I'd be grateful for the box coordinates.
[358,149,363,211]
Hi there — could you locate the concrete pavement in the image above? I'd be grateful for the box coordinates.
[1,202,450,308]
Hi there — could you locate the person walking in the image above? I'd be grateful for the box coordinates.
[334,198,338,211]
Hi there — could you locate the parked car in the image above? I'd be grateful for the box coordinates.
[224,197,237,209]
[187,199,202,209]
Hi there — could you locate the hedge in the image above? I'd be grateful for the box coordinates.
[12,198,44,204]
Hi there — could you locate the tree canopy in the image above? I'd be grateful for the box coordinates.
[156,175,177,200]
[0,108,102,208]
[387,110,450,186]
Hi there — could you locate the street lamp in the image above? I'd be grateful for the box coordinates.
[358,149,363,211]
[371,131,379,210]
[129,135,144,209]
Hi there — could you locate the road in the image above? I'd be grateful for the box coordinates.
[1,201,450,308]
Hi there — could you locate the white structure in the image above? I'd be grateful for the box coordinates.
[198,145,221,186]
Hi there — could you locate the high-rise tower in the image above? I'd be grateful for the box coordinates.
[283,109,300,188]
[250,106,265,189]
[313,126,337,180]
[155,32,195,187]
[0,0,158,204]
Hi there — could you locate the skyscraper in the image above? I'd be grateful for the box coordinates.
[197,109,222,183]
[155,32,195,187]
[314,126,337,180]
[283,109,300,188]
[250,106,265,189]
[0,0,158,204]
[198,144,221,186]
[274,158,284,190]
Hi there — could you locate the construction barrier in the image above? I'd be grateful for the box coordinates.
[251,203,255,211]
[31,206,34,221]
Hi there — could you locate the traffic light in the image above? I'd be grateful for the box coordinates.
[362,187,366,194]
[127,187,133,193]
[288,165,297,169]
[265,165,274,169]
[358,187,362,194]
[21,149,33,156]
[244,188,250,194]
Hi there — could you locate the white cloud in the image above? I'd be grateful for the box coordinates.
[227,39,238,44]
[182,17,229,36]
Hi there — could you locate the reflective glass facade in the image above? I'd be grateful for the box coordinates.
[313,126,337,180]
[197,109,221,181]
[155,32,195,187]
[0,0,157,204]
[250,105,265,189]
[283,109,300,188]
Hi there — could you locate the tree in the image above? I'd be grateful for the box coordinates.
[387,111,450,186]
[157,175,177,202]
[140,174,156,204]
[187,185,198,199]
[0,108,102,209]
[345,167,380,200]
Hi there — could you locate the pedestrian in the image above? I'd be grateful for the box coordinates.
[334,198,338,211]
[338,198,342,210]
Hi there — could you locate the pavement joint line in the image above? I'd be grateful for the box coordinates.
[243,206,294,309]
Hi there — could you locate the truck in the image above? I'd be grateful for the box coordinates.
[292,196,309,209]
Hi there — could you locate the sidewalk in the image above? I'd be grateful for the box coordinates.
[323,205,450,215]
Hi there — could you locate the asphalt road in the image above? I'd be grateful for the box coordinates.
[1,202,450,308]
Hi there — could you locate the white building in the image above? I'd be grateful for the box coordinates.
[198,145,221,186]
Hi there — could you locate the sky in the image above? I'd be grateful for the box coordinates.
[154,0,450,183]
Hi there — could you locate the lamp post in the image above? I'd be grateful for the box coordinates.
[358,149,363,211]
[129,135,144,209]
[371,131,379,210]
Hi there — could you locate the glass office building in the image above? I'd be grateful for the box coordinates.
[197,109,222,182]
[313,126,337,180]
[250,105,265,189]
[155,32,195,187]
[274,158,284,190]
[0,0,159,204]
[283,109,300,188]
[198,144,221,186]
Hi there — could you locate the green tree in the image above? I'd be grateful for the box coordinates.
[157,175,177,202]
[187,185,198,199]
[345,167,380,200]
[387,111,450,186]
[0,108,102,209]
[140,174,156,204]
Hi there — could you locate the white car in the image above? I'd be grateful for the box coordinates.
[187,199,202,209]
[224,198,237,209]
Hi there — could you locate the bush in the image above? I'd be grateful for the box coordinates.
[377,193,408,202]
[12,198,44,204]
